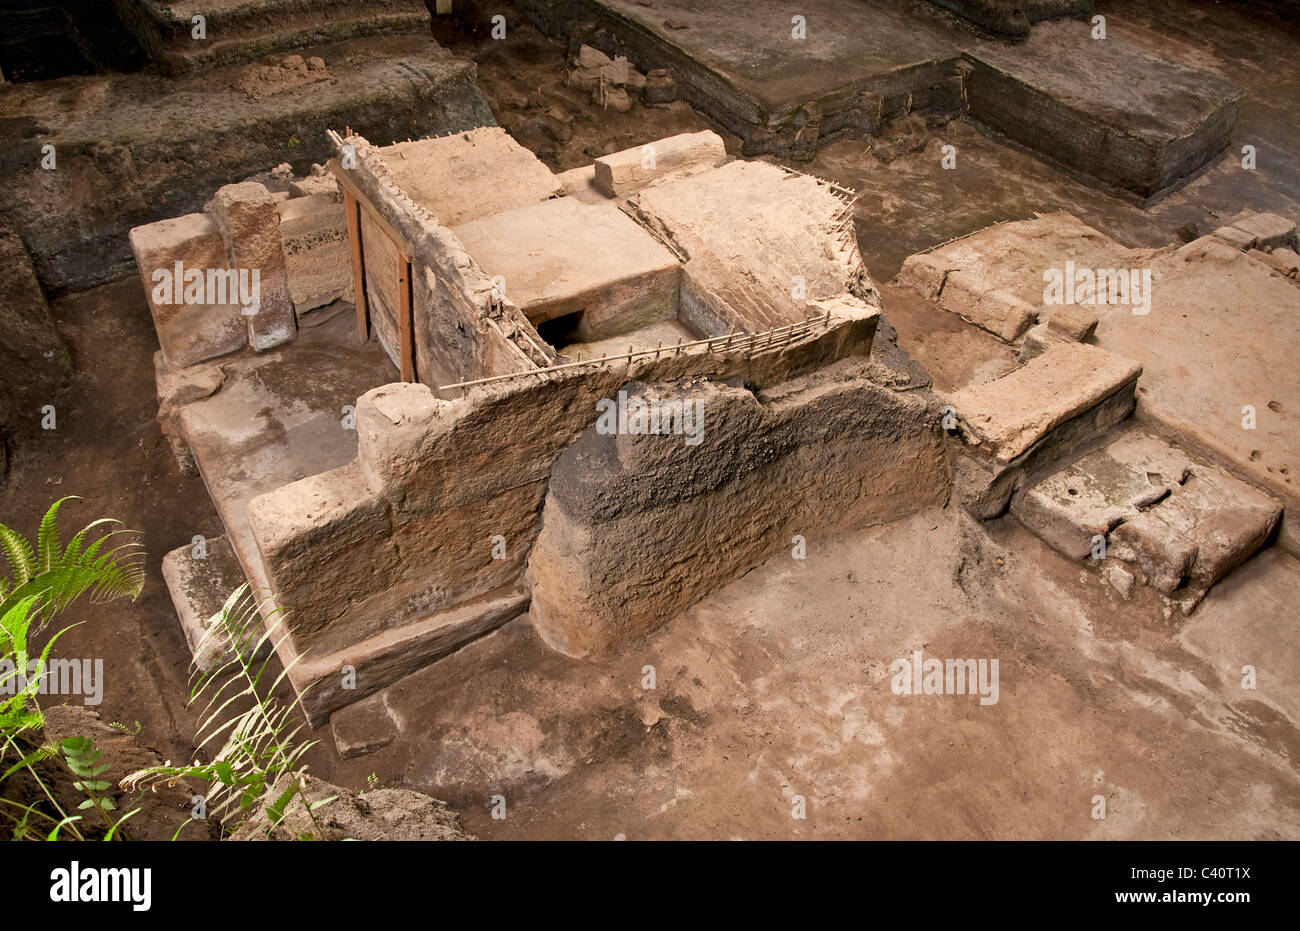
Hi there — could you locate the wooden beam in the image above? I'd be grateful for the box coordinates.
[397,255,415,383]
[343,189,368,344]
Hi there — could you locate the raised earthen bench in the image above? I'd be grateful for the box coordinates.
[963,20,1243,200]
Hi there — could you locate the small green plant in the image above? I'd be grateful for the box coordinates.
[0,497,145,635]
[122,584,331,838]
[62,737,114,814]
[0,499,145,841]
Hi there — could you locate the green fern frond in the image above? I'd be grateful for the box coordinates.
[119,585,321,835]
[35,497,70,574]
[0,499,144,632]
[0,524,35,588]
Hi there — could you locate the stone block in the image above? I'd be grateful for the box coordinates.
[451,197,681,340]
[1211,225,1257,251]
[288,174,342,200]
[129,213,248,368]
[594,130,728,198]
[947,342,1142,464]
[576,44,612,69]
[1045,302,1099,341]
[940,271,1038,342]
[1018,323,1064,361]
[1013,430,1194,560]
[1014,427,1281,604]
[1253,247,1300,277]
[160,534,270,672]
[894,252,949,301]
[206,181,297,351]
[1228,212,1297,252]
[594,84,634,112]
[330,689,400,758]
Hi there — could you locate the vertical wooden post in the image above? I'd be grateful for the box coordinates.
[397,255,414,383]
[344,190,368,343]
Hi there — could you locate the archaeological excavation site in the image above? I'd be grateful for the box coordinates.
[0,0,1298,880]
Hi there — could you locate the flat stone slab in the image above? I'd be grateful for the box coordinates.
[160,533,269,671]
[627,160,874,333]
[1093,234,1300,550]
[964,20,1243,198]
[173,311,396,636]
[380,127,562,227]
[451,197,681,340]
[946,342,1142,464]
[330,689,401,759]
[1014,428,1282,607]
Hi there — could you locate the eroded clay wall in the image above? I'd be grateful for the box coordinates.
[528,359,953,656]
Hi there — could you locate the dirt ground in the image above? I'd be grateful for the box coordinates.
[3,0,1298,840]
[429,12,741,171]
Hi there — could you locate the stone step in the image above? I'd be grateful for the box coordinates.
[116,0,429,73]
[1011,426,1283,613]
[160,533,273,672]
[943,341,1142,517]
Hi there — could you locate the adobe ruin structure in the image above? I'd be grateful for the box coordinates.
[115,0,1295,743]
[134,125,1296,740]
[135,127,952,723]
[4,0,1299,842]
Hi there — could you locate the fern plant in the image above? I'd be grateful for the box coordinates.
[0,499,144,841]
[122,584,332,838]
[0,497,145,635]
